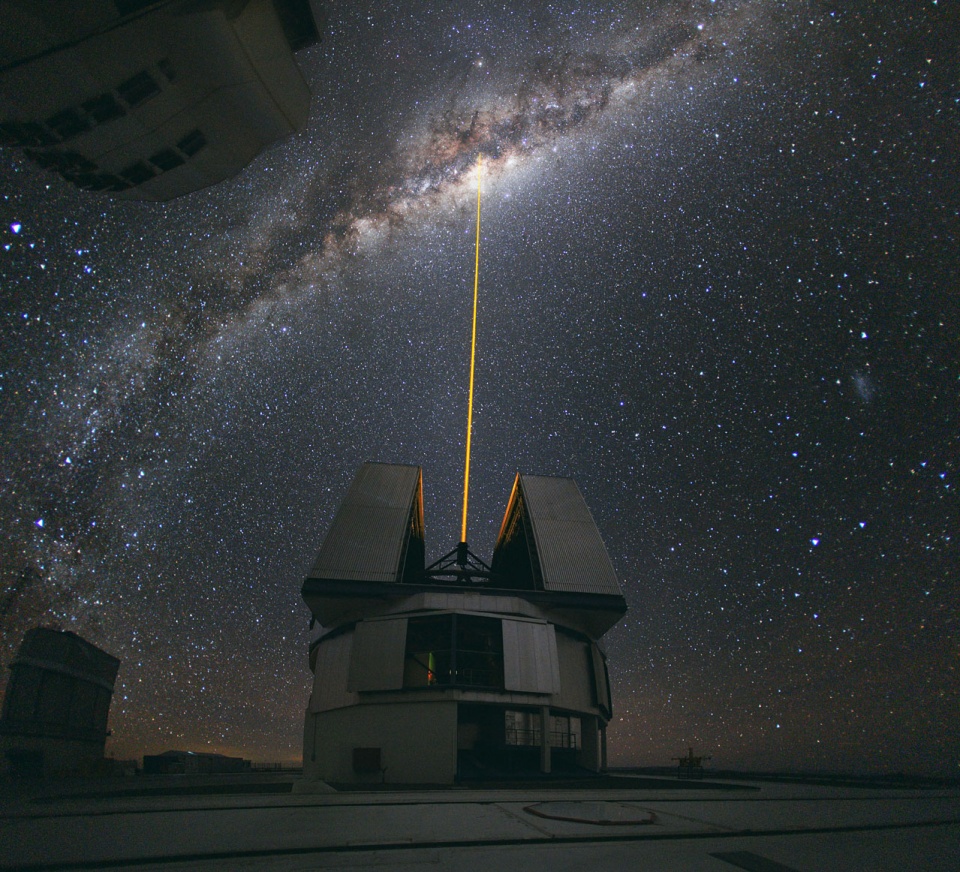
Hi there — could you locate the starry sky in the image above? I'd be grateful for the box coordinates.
[1,1,957,774]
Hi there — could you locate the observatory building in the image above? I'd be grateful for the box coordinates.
[300,463,627,785]
[0,628,120,777]
[0,0,326,200]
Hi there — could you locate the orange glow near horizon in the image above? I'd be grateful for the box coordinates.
[461,156,482,544]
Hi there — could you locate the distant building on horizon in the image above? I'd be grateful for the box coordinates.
[0,627,120,777]
[142,749,250,775]
[0,0,327,200]
[298,463,627,786]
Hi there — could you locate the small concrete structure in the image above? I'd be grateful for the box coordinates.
[0,627,119,777]
[0,0,327,200]
[299,463,627,785]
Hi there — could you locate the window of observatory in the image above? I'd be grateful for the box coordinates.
[404,616,451,687]
[455,615,503,689]
[403,615,504,690]
[504,711,581,749]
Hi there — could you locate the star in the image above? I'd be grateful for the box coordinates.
[0,0,956,776]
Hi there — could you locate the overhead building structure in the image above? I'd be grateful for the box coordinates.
[300,463,626,785]
[0,0,326,200]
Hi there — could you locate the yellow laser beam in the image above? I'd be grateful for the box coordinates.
[461,155,483,544]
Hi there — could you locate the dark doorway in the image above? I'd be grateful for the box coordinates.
[457,704,508,777]
[6,748,44,778]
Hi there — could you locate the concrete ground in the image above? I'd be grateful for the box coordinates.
[1,773,958,871]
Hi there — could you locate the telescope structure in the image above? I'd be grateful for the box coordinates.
[0,628,120,777]
[0,0,326,200]
[300,463,627,785]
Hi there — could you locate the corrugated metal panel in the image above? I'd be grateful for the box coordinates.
[346,618,408,692]
[590,643,611,713]
[519,475,622,595]
[554,632,593,712]
[502,619,560,694]
[310,632,356,713]
[310,463,422,583]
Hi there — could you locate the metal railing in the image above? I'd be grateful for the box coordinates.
[406,649,503,689]
[504,728,580,750]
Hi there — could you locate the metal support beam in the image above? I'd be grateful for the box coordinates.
[539,706,551,774]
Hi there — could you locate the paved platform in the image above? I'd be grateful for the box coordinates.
[1,774,958,871]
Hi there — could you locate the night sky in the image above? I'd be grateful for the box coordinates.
[1,1,957,774]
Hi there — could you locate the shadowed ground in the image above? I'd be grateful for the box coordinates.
[1,771,958,871]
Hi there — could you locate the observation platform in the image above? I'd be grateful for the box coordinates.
[1,771,957,870]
